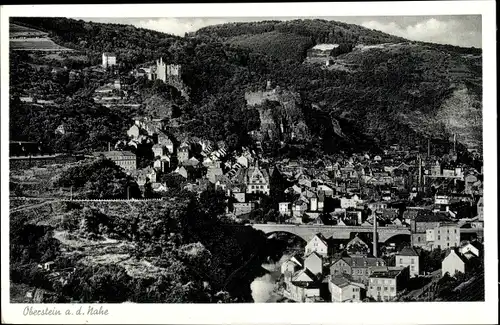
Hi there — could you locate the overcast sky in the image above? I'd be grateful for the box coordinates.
[78,15,482,48]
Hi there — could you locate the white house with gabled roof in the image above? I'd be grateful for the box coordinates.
[305,233,329,257]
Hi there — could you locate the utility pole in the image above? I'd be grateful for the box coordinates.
[427,138,431,158]
[373,214,378,257]
[417,154,422,192]
[127,186,130,200]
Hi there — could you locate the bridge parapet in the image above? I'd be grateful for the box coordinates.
[250,223,411,242]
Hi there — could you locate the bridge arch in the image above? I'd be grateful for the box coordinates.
[382,233,411,244]
[265,231,308,243]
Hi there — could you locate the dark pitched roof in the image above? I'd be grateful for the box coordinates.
[331,256,385,268]
[313,233,329,246]
[397,246,419,257]
[414,210,450,223]
[370,267,405,279]
[469,241,484,251]
[291,268,319,285]
[347,236,368,248]
[402,208,426,219]
[446,248,470,265]
[291,254,304,266]
[329,275,351,288]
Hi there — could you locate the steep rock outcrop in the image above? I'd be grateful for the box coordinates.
[244,89,310,143]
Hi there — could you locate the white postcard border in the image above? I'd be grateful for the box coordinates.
[1,2,497,324]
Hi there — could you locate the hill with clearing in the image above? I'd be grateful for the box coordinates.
[195,19,407,62]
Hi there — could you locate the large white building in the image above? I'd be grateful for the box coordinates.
[395,247,420,277]
[102,52,117,68]
[94,150,136,171]
[245,164,270,195]
[425,223,460,250]
[442,249,469,277]
[328,276,365,302]
[367,266,409,302]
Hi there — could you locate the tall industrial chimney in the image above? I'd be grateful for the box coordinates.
[108,142,111,152]
[373,214,378,257]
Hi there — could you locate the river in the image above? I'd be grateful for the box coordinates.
[250,254,291,303]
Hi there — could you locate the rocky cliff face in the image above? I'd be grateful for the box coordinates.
[244,89,310,143]
[436,86,482,151]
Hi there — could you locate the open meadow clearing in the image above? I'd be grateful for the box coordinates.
[10,23,48,38]
[10,23,73,52]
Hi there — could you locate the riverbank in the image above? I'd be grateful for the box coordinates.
[223,235,305,302]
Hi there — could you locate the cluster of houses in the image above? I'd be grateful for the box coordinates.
[279,230,483,302]
[89,110,484,242]
[93,115,270,199]
[253,150,484,241]
[280,233,411,302]
[92,79,141,108]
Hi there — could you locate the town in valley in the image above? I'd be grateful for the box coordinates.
[8,17,484,304]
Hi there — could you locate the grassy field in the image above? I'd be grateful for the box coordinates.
[10,38,74,51]
[30,52,87,62]
[10,23,73,52]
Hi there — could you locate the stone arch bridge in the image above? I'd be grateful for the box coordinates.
[249,223,411,243]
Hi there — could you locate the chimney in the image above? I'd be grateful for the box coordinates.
[108,142,111,152]
[373,214,378,257]
[427,138,431,158]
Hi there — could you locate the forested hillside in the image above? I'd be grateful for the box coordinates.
[12,17,182,68]
[10,189,277,302]
[196,19,407,50]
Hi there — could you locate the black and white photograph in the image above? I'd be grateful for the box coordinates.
[0,2,497,324]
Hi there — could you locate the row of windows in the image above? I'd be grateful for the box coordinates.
[251,185,268,189]
[435,242,457,249]
[436,235,458,241]
[437,229,457,234]
[251,190,267,194]
[332,269,350,274]
[371,278,394,285]
[399,258,416,264]
[371,286,395,292]
[118,160,135,165]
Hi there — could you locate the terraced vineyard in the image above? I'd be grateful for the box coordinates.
[10,23,73,52]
